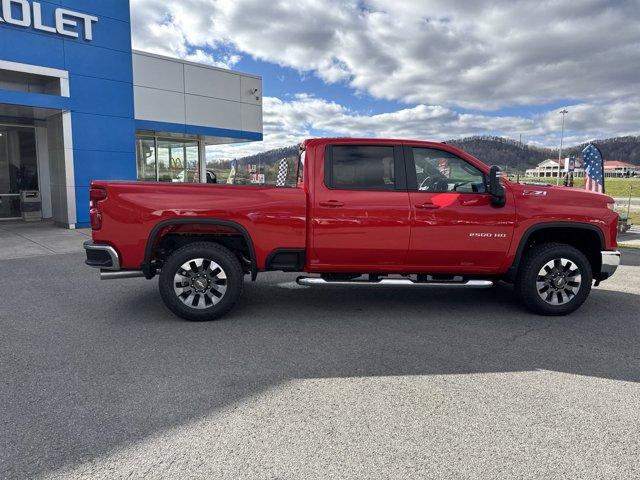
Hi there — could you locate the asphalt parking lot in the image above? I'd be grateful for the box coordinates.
[1,249,639,479]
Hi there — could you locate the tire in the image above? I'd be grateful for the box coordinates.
[159,242,244,321]
[515,242,592,316]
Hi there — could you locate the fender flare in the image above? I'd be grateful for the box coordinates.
[142,218,258,280]
[507,221,605,279]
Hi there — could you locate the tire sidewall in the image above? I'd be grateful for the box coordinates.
[159,243,244,321]
[518,244,592,316]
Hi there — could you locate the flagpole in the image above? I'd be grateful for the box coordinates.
[557,109,568,186]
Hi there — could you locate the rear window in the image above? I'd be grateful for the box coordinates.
[327,145,395,190]
[206,148,299,187]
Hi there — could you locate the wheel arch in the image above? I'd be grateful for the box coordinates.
[142,218,257,280]
[508,222,605,281]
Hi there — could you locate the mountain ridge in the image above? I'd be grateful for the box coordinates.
[217,136,640,172]
[449,136,640,169]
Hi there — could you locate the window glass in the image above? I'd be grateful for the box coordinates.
[136,137,156,181]
[136,136,200,182]
[0,126,37,219]
[185,144,199,182]
[297,150,305,185]
[206,147,299,187]
[412,148,485,193]
[330,145,395,190]
[158,139,198,182]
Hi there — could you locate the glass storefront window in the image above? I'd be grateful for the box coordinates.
[136,137,156,181]
[156,140,173,182]
[185,144,199,182]
[1,125,38,219]
[136,135,201,183]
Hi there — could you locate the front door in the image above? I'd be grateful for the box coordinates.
[405,146,516,273]
[311,144,411,269]
[0,126,38,219]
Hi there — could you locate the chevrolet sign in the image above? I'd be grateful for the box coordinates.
[0,0,98,41]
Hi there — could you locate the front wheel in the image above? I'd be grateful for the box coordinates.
[159,242,244,321]
[516,242,592,316]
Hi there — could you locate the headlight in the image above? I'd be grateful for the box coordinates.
[607,202,615,210]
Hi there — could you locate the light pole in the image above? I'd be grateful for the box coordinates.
[557,109,568,185]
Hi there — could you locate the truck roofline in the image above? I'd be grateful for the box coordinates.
[302,137,492,173]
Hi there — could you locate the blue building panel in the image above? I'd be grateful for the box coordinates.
[73,150,136,187]
[69,74,134,118]
[0,89,70,110]
[72,15,132,53]
[0,28,66,69]
[136,119,264,142]
[71,113,136,153]
[184,124,263,141]
[63,42,133,83]
[135,119,187,136]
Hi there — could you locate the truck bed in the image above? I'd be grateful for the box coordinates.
[91,181,307,270]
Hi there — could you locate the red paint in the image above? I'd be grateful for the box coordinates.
[90,138,618,275]
[407,189,516,273]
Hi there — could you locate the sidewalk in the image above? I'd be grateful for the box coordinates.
[0,220,90,260]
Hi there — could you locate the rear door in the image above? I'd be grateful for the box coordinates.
[405,145,516,273]
[310,143,411,268]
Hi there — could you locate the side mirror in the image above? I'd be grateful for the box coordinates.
[488,165,506,207]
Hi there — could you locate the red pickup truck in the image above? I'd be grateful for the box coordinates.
[84,138,620,321]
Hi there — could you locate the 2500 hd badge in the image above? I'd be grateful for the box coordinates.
[469,232,509,238]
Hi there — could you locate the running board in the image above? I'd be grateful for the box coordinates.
[100,270,146,280]
[296,277,494,288]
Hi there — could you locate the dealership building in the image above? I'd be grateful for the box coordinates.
[0,0,263,227]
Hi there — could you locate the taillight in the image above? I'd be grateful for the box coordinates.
[89,188,107,208]
[89,188,107,230]
[90,209,103,230]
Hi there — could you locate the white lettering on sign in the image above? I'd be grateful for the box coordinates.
[0,0,98,41]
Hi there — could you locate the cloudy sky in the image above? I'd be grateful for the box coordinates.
[130,0,639,157]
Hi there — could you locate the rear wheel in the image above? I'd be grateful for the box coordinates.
[516,243,592,316]
[159,242,244,321]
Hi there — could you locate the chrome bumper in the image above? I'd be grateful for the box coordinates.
[84,241,120,271]
[599,250,621,280]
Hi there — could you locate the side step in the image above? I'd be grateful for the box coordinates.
[296,277,494,288]
[100,270,146,280]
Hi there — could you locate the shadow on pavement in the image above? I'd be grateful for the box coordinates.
[1,252,639,478]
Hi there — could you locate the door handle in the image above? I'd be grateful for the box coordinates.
[319,200,345,208]
[415,202,440,210]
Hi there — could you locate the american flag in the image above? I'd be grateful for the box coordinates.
[582,144,604,193]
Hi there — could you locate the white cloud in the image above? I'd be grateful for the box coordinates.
[129,0,640,158]
[208,95,639,160]
[129,0,240,68]
[130,0,640,109]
